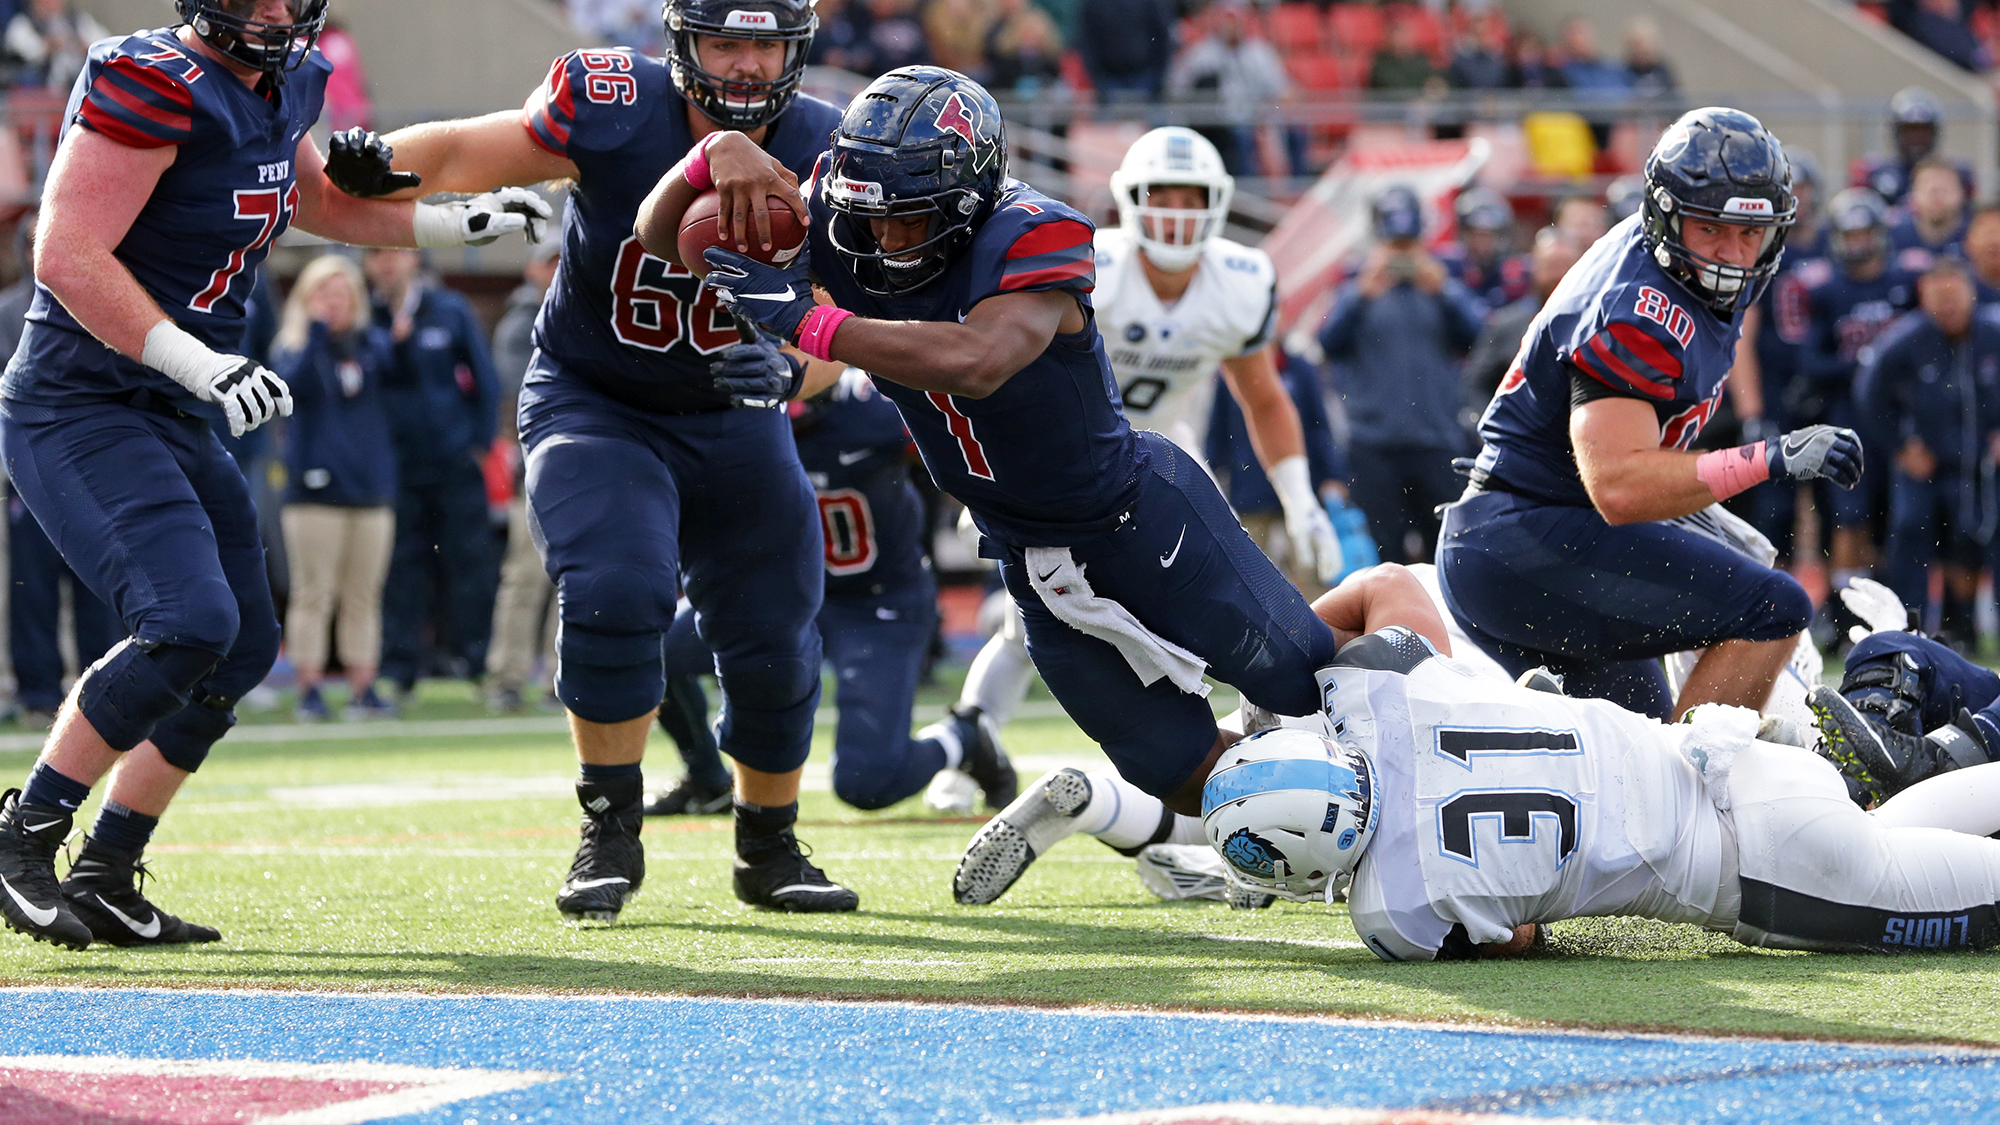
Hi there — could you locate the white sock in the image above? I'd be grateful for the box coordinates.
[957,629,1036,727]
[1166,813,1206,845]
[923,720,965,770]
[1077,769,1171,850]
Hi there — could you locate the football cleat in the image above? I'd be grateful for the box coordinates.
[0,789,91,950]
[1134,843,1230,901]
[952,767,1093,905]
[950,704,1018,810]
[1808,685,1988,804]
[642,776,734,817]
[61,837,220,946]
[556,782,646,924]
[733,831,859,912]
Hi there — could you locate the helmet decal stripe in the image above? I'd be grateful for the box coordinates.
[1203,758,1360,811]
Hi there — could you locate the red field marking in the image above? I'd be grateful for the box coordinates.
[0,1056,562,1125]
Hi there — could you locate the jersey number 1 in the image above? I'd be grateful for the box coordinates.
[926,392,995,481]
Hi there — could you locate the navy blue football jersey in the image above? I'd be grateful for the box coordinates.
[1795,256,1915,395]
[792,370,929,603]
[3,29,329,416]
[1438,245,1524,311]
[522,48,840,412]
[1473,216,1742,507]
[806,174,1142,546]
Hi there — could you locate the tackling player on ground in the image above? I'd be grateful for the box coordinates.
[327,0,859,917]
[0,0,547,950]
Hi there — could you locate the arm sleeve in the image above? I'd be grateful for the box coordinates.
[75,53,194,149]
[1569,365,1655,410]
[1568,316,1686,401]
[521,52,583,158]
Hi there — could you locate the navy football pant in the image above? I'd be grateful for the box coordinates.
[998,433,1338,798]
[1436,488,1812,720]
[379,459,495,689]
[1845,631,2000,749]
[8,483,116,713]
[0,399,280,762]
[520,373,822,773]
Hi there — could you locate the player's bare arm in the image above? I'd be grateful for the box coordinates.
[35,128,179,359]
[1307,563,1451,654]
[831,288,1082,398]
[375,111,577,200]
[1570,397,1718,525]
[1217,348,1306,470]
[289,135,428,248]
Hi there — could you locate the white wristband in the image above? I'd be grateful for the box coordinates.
[412,202,460,249]
[140,319,228,397]
[1271,454,1318,518]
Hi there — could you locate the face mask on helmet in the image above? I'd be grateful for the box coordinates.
[664,0,817,132]
[827,180,980,296]
[1111,128,1233,272]
[1200,727,1378,903]
[178,0,327,80]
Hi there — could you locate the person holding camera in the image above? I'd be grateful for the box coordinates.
[1318,185,1487,562]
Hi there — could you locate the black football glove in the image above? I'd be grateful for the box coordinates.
[1766,424,1864,489]
[709,324,804,409]
[702,246,815,342]
[325,126,423,198]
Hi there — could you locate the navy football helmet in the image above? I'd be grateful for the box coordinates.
[1890,85,1943,163]
[1640,107,1796,314]
[823,67,1007,296]
[663,0,816,131]
[176,0,326,80]
[1826,187,1890,268]
[1454,186,1511,235]
[1370,185,1423,242]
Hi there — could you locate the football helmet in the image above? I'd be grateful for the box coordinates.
[1889,85,1942,163]
[1825,186,1890,268]
[1370,185,1424,243]
[176,0,326,80]
[1201,726,1379,903]
[663,0,817,132]
[1604,173,1646,223]
[1454,186,1511,235]
[1110,127,1234,272]
[1640,107,1796,314]
[823,67,1007,296]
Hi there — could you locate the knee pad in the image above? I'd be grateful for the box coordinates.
[561,564,678,637]
[718,672,820,774]
[149,696,236,773]
[75,640,222,753]
[554,620,664,724]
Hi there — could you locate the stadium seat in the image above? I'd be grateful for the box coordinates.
[1388,3,1447,63]
[1288,52,1351,92]
[1855,1,1887,23]
[1270,3,1326,55]
[1522,111,1597,179]
[1327,3,1386,57]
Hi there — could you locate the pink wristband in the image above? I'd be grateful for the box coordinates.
[684,133,719,193]
[1694,441,1772,501]
[796,305,853,362]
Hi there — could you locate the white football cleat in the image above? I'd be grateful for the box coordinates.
[923,768,979,814]
[952,768,1093,905]
[1134,843,1229,901]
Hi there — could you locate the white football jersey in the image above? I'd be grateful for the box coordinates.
[1094,229,1280,459]
[1336,649,1732,960]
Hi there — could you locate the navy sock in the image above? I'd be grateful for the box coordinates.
[90,800,159,853]
[22,762,91,813]
[579,761,644,783]
[735,800,798,857]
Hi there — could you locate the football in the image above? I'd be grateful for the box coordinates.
[677,190,807,278]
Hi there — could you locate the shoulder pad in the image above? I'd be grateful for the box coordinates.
[989,197,1095,295]
[522,48,656,157]
[1570,282,1697,400]
[1331,626,1436,674]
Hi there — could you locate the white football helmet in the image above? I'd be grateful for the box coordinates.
[1201,726,1378,902]
[1110,127,1234,272]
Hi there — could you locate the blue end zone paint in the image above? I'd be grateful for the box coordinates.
[5,988,1999,1124]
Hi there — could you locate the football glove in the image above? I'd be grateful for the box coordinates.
[1767,424,1864,489]
[1271,456,1341,585]
[413,188,553,248]
[708,324,804,409]
[702,246,816,342]
[141,321,293,438]
[1840,576,1912,645]
[324,127,423,198]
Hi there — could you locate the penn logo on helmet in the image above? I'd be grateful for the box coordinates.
[723,9,774,28]
[935,91,979,146]
[1722,197,1772,216]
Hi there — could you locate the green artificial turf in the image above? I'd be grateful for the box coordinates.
[3,673,1998,1047]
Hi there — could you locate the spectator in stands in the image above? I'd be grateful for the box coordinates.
[1318,185,1484,563]
[1368,17,1437,92]
[1553,194,1609,248]
[1554,18,1627,148]
[983,0,1065,97]
[1169,0,1290,175]
[854,0,932,76]
[1621,18,1677,99]
[1463,226,1583,411]
[486,240,562,714]
[1206,352,1349,596]
[1441,186,1523,311]
[1505,32,1565,91]
[1445,12,1510,92]
[809,0,872,72]
[1890,157,1969,266]
[1857,255,2000,650]
[273,256,399,722]
[3,0,103,90]
[924,0,992,77]
[1078,0,1176,102]
[1892,0,1991,73]
[566,0,664,54]
[1857,87,1976,208]
[1965,202,2000,303]
[318,17,373,133]
[364,247,501,699]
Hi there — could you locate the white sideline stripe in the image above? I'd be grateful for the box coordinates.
[1197,933,1367,952]
[0,1054,563,1125]
[1002,1104,1627,1125]
[735,956,974,967]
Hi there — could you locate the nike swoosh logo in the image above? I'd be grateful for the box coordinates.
[0,873,55,927]
[1782,434,1814,458]
[566,877,630,890]
[768,882,852,896]
[21,820,63,834]
[740,286,797,302]
[1160,526,1186,568]
[95,894,160,939]
[837,450,870,465]
[1034,565,1061,583]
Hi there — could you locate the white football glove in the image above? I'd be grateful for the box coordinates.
[1840,577,1911,645]
[1272,455,1342,585]
[141,321,293,438]
[413,187,553,248]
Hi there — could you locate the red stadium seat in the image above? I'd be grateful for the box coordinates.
[1327,3,1385,57]
[1389,3,1446,62]
[1288,52,1351,91]
[1855,1,1887,23]
[1270,3,1326,55]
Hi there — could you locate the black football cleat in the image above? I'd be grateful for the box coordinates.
[61,836,220,946]
[733,830,858,913]
[556,780,646,924]
[642,776,734,817]
[0,789,91,950]
[922,706,1019,812]
[1808,685,1989,804]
